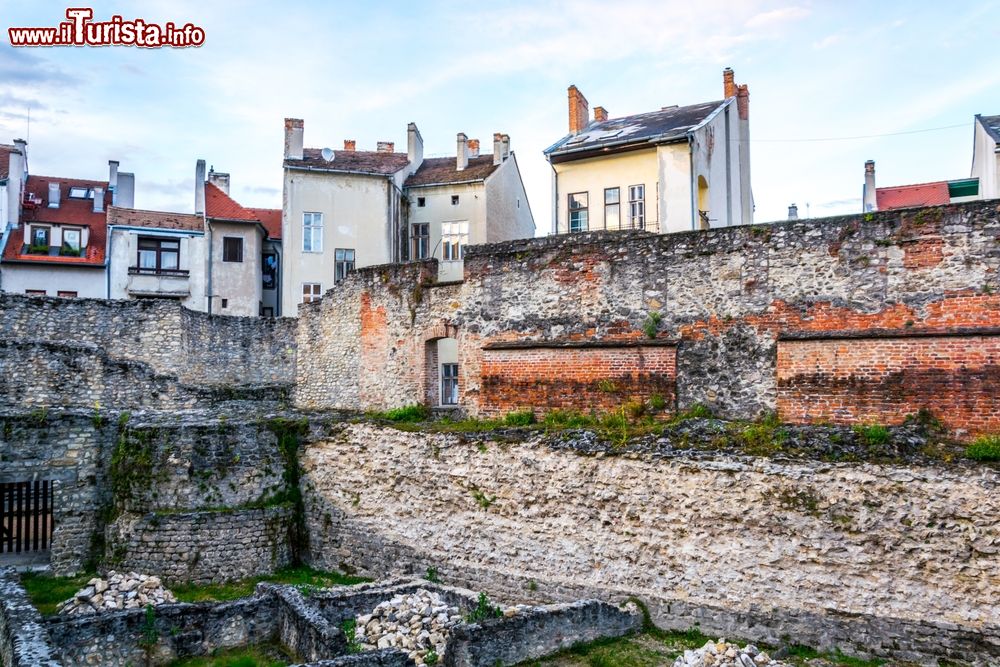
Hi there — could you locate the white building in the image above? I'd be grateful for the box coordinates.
[0,140,27,254]
[543,68,753,234]
[972,114,1000,200]
[281,118,534,315]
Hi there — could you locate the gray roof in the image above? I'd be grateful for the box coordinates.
[544,99,725,161]
[978,114,1000,143]
[285,148,410,175]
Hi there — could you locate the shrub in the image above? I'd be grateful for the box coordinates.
[623,400,646,419]
[671,403,714,423]
[542,409,598,429]
[966,435,1000,462]
[380,404,429,423]
[648,394,667,412]
[502,410,535,426]
[465,592,502,623]
[642,311,662,339]
[853,423,890,447]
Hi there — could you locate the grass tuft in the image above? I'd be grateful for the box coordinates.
[966,434,1000,461]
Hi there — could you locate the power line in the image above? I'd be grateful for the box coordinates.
[751,123,967,143]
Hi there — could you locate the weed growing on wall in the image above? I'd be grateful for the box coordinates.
[265,418,310,564]
[465,592,502,623]
[966,434,1000,461]
[642,311,663,339]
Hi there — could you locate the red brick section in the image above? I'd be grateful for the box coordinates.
[479,345,676,417]
[777,335,1000,435]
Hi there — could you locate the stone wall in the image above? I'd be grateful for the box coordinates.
[105,506,293,585]
[0,569,61,667]
[301,423,1000,663]
[293,201,1000,434]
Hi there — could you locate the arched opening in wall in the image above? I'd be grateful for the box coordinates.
[424,331,460,409]
[697,176,710,229]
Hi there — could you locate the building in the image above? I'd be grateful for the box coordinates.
[543,68,753,235]
[0,160,134,298]
[861,160,980,212]
[281,118,533,315]
[0,140,27,248]
[971,114,1000,200]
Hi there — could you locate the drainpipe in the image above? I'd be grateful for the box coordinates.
[106,227,113,298]
[549,162,558,234]
[688,134,696,230]
[205,216,213,314]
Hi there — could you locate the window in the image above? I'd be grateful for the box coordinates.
[223,237,244,262]
[29,226,50,253]
[25,289,46,296]
[261,306,275,317]
[137,237,180,272]
[57,291,78,298]
[221,298,228,309]
[411,223,430,260]
[335,248,356,282]
[442,222,468,260]
[628,184,645,229]
[302,283,322,303]
[68,187,92,199]
[303,212,323,253]
[604,188,620,229]
[262,252,278,290]
[441,363,459,405]
[417,197,426,207]
[451,195,459,205]
[568,192,589,232]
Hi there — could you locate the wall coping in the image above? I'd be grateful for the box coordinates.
[482,338,679,351]
[778,326,1000,342]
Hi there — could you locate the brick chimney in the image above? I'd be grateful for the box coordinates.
[468,139,480,158]
[863,160,877,212]
[723,67,737,98]
[456,132,468,171]
[568,85,589,135]
[736,84,750,120]
[344,139,356,151]
[593,106,608,122]
[284,118,304,160]
[493,133,503,166]
[377,141,394,153]
[93,187,104,213]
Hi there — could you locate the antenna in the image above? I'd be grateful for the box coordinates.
[26,105,30,144]
[321,147,335,162]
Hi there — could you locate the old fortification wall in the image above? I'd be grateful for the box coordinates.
[302,423,1000,664]
[295,201,1000,434]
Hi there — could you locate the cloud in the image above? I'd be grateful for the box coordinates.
[745,6,810,28]
[813,33,842,49]
[0,44,73,86]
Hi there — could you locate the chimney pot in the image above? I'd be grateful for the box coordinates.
[344,139,356,151]
[787,203,798,220]
[467,139,480,158]
[283,118,304,160]
[593,106,608,122]
[723,67,737,98]
[567,85,589,135]
[736,84,750,121]
[376,141,394,153]
[47,182,60,209]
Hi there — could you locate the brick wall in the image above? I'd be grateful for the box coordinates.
[777,332,1000,434]
[479,342,676,415]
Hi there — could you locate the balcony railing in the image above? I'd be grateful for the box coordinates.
[128,267,190,277]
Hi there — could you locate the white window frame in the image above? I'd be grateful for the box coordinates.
[303,212,323,253]
[568,192,589,233]
[441,221,468,261]
[411,223,430,260]
[302,282,322,304]
[334,248,356,282]
[628,184,645,229]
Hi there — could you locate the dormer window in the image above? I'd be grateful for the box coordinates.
[61,228,82,256]
[68,187,93,199]
[28,226,50,254]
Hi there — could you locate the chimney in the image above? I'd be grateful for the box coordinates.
[13,138,27,164]
[723,67,737,98]
[108,160,119,193]
[407,123,424,167]
[493,133,503,166]
[93,187,104,213]
[195,159,206,215]
[456,132,468,171]
[787,203,798,220]
[863,160,877,212]
[208,167,230,195]
[376,141,394,153]
[568,85,589,135]
[117,173,135,208]
[736,84,750,121]
[501,134,510,161]
[344,139,356,151]
[593,106,608,122]
[9,139,26,226]
[284,118,304,160]
[47,182,60,208]
[467,139,480,158]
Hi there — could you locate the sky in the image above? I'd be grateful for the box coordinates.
[1,0,998,229]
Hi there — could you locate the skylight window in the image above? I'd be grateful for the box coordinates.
[68,187,93,199]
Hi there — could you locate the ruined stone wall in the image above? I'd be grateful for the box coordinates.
[302,424,1000,663]
[293,201,1000,433]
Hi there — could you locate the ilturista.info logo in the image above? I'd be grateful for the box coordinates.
[8,8,205,48]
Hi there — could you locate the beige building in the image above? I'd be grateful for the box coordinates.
[544,68,752,234]
[281,119,534,315]
[972,114,1000,199]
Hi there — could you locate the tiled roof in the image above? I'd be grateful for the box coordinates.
[108,206,203,232]
[405,156,500,187]
[285,148,410,175]
[876,182,950,210]
[545,100,724,159]
[2,175,110,266]
[978,114,1000,143]
[246,207,281,240]
[0,144,17,179]
[205,181,259,222]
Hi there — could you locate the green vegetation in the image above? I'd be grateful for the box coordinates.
[852,423,890,447]
[465,592,503,623]
[668,403,714,423]
[647,394,667,412]
[424,649,439,666]
[341,619,362,654]
[425,567,441,583]
[469,485,496,510]
[20,570,96,615]
[27,243,50,255]
[370,404,430,422]
[641,311,662,339]
[264,418,310,564]
[171,566,367,604]
[737,412,788,456]
[503,410,536,426]
[966,434,1000,462]
[596,379,620,394]
[167,645,291,667]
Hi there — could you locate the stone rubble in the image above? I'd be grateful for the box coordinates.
[673,640,790,667]
[56,571,177,615]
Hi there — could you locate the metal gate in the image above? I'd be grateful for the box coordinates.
[0,480,54,554]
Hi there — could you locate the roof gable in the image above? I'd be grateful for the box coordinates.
[246,207,281,239]
[405,155,500,188]
[204,181,259,222]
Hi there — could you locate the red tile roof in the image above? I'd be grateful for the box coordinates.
[205,181,259,222]
[246,207,281,240]
[876,182,950,210]
[286,148,410,175]
[3,175,110,266]
[108,206,203,232]
[405,155,500,187]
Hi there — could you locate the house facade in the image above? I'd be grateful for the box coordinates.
[971,114,1000,200]
[281,118,534,315]
[543,68,753,235]
[0,140,27,249]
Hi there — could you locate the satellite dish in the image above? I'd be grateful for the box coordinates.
[321,147,335,162]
